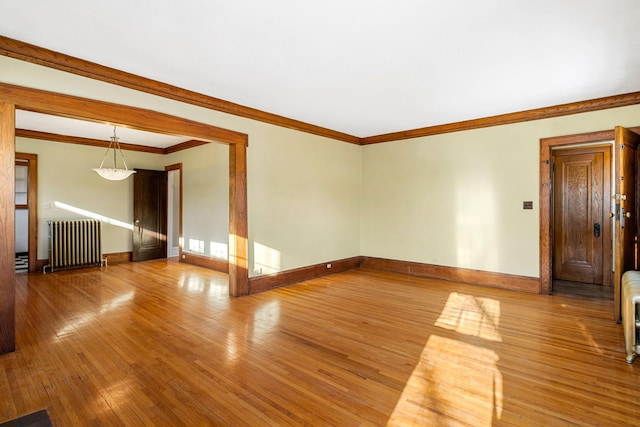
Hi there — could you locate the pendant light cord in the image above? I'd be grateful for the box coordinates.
[96,126,130,170]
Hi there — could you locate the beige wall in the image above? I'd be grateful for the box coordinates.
[165,142,229,260]
[247,128,361,274]
[362,105,640,278]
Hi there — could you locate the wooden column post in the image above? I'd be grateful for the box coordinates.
[228,138,248,297]
[0,102,15,354]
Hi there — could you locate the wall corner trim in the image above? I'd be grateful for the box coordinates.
[361,257,541,293]
[247,255,540,295]
[181,252,229,273]
[248,256,363,294]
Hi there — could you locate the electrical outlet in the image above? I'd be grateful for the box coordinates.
[254,268,263,275]
[326,263,332,269]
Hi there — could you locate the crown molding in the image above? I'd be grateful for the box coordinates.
[361,92,640,145]
[3,36,640,147]
[0,36,361,145]
[1,82,246,145]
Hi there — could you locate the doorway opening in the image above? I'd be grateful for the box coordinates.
[166,165,181,259]
[540,126,640,321]
[15,152,37,273]
[551,144,613,300]
[1,83,248,297]
[15,160,28,273]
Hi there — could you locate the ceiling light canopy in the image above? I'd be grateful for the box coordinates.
[92,126,136,181]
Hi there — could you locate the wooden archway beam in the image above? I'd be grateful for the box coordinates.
[0,82,248,146]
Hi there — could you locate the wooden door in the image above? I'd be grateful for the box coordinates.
[614,126,640,321]
[133,169,168,262]
[553,147,610,285]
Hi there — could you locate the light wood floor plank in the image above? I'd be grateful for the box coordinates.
[1,260,640,425]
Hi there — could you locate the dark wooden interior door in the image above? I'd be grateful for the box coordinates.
[553,148,608,284]
[614,126,640,321]
[133,169,168,262]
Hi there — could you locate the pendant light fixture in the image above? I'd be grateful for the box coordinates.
[92,126,136,180]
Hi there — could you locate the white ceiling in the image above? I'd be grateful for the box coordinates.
[16,111,189,149]
[2,0,640,142]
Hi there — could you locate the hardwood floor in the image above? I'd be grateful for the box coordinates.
[1,259,639,426]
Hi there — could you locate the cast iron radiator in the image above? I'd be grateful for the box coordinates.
[44,219,103,273]
[622,270,640,363]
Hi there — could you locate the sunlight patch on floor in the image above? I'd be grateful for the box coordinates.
[388,335,502,426]
[435,292,502,342]
[388,292,503,425]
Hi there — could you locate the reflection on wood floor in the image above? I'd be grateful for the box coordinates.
[1,259,639,426]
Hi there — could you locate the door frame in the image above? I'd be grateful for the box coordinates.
[540,127,640,296]
[551,145,612,286]
[612,126,640,322]
[0,83,248,295]
[15,152,37,273]
[165,163,182,258]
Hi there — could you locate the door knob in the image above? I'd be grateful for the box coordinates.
[626,212,632,218]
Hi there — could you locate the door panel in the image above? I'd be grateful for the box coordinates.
[614,126,640,321]
[553,151,605,284]
[133,169,167,262]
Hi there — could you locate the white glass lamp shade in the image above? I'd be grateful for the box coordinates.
[93,127,137,180]
[92,168,136,181]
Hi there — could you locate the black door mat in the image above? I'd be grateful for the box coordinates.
[0,410,52,427]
